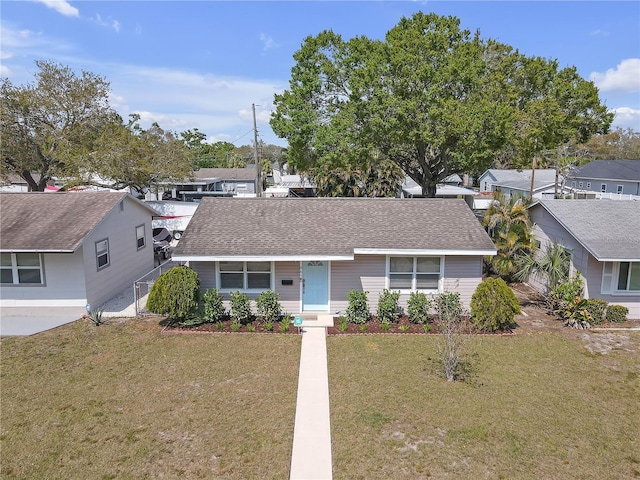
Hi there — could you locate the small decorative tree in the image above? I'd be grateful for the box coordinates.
[147,266,200,321]
[433,291,468,382]
[470,278,521,332]
[346,290,370,324]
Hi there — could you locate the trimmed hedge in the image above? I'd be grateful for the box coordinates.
[147,266,200,320]
[585,298,608,325]
[470,277,520,332]
[606,304,629,323]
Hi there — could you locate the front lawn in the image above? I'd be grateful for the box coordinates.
[0,318,301,479]
[327,332,640,479]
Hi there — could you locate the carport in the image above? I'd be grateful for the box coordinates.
[0,307,84,336]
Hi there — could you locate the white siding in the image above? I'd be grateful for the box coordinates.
[0,251,87,307]
[83,198,155,307]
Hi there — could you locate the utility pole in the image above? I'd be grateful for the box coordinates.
[252,103,262,198]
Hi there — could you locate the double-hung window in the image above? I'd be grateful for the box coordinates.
[136,225,146,249]
[1,253,43,285]
[96,239,110,270]
[602,262,640,294]
[388,256,442,292]
[219,261,272,290]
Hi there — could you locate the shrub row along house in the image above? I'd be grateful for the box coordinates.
[171,197,496,314]
[0,192,157,310]
[528,199,640,319]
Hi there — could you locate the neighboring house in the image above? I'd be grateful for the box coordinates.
[478,168,564,199]
[0,192,157,308]
[567,159,640,197]
[528,199,640,319]
[172,197,496,314]
[159,168,258,201]
[400,176,478,207]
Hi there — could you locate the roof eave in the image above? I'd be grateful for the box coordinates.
[172,254,355,262]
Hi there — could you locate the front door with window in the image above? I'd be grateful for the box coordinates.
[302,261,329,311]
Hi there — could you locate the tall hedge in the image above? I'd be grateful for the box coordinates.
[147,266,200,320]
[470,277,521,332]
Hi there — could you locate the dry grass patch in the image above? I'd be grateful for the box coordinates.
[327,332,640,480]
[1,318,301,479]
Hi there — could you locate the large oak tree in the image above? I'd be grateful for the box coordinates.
[270,12,613,197]
[1,60,191,191]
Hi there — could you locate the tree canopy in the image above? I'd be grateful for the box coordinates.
[1,60,192,192]
[270,12,613,197]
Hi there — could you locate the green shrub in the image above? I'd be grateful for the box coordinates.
[470,278,520,332]
[346,290,370,324]
[407,291,431,324]
[147,266,200,320]
[376,289,400,324]
[607,305,629,323]
[548,274,584,311]
[255,290,282,324]
[229,291,252,325]
[585,298,608,325]
[202,288,225,323]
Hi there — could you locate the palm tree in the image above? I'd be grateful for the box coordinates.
[515,241,570,289]
[483,191,534,281]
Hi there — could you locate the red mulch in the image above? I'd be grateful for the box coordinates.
[161,315,515,336]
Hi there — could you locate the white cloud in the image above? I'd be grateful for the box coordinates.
[610,107,640,131]
[90,13,121,33]
[259,33,278,52]
[35,0,79,18]
[590,29,610,37]
[590,58,640,93]
[0,64,12,77]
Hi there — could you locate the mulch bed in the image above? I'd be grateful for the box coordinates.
[161,316,516,336]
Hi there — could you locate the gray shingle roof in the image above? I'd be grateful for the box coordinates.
[534,199,640,261]
[173,197,496,259]
[569,160,640,182]
[1,192,135,252]
[194,168,257,181]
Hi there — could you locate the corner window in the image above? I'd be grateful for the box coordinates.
[136,225,146,249]
[219,261,272,290]
[96,239,110,270]
[602,262,640,293]
[0,253,43,284]
[388,256,442,292]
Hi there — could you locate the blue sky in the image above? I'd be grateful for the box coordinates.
[2,1,639,147]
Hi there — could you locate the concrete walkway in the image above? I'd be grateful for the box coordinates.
[290,315,334,480]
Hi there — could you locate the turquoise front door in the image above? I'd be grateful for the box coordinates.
[302,261,329,311]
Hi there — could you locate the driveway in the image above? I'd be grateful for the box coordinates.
[0,306,85,336]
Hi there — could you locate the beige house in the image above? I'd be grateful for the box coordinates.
[172,197,496,314]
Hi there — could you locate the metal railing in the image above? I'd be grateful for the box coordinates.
[134,259,185,315]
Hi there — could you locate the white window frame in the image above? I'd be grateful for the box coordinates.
[617,185,623,194]
[386,256,443,293]
[586,182,591,189]
[217,261,274,292]
[601,184,607,193]
[136,224,146,250]
[96,239,110,271]
[601,261,640,295]
[578,182,583,188]
[0,253,44,285]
